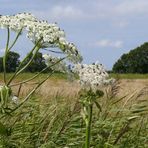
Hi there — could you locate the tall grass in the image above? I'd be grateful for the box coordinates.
[0,79,147,147]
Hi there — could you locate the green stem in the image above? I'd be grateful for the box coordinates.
[7,38,42,85]
[3,29,22,84]
[3,28,10,84]
[16,46,40,76]
[85,104,93,148]
[8,28,23,51]
[10,56,68,87]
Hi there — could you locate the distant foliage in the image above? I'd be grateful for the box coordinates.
[0,51,48,73]
[113,42,148,73]
[21,52,47,73]
[0,51,20,72]
[0,58,3,72]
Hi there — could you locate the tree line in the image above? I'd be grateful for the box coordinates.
[112,42,148,74]
[0,51,47,73]
[0,42,148,73]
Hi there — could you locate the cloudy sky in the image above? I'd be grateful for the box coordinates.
[0,0,148,69]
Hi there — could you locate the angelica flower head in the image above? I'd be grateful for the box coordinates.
[73,62,115,90]
[0,13,82,63]
[26,20,82,63]
[0,13,37,31]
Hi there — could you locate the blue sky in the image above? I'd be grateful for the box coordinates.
[0,0,148,69]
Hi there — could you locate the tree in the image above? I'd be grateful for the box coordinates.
[0,57,3,72]
[0,51,20,72]
[112,42,148,73]
[0,51,48,73]
[22,52,47,73]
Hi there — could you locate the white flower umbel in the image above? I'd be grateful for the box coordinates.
[0,13,37,32]
[26,20,82,63]
[74,62,114,90]
[43,54,69,73]
[0,13,82,63]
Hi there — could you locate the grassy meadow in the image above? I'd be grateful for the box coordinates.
[0,73,148,147]
[111,73,148,79]
[1,73,148,81]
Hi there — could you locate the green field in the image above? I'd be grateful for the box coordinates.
[0,73,148,147]
[111,73,148,79]
[0,73,148,82]
[0,72,68,82]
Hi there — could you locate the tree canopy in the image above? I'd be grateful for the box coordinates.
[0,51,20,72]
[112,42,148,73]
[21,52,47,73]
[0,51,47,73]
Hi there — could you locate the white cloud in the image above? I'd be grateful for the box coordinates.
[32,5,92,21]
[2,0,148,22]
[117,21,129,28]
[112,20,129,28]
[50,5,88,20]
[92,0,148,18]
[32,0,148,24]
[95,39,123,48]
[116,0,148,15]
[30,0,148,23]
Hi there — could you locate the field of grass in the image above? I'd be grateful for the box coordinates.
[0,73,148,82]
[0,73,147,147]
[0,73,147,98]
[111,73,148,79]
[0,72,68,82]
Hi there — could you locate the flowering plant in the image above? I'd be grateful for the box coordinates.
[0,12,82,115]
[73,62,115,148]
[74,62,114,89]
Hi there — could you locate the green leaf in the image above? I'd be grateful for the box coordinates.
[0,122,8,136]
[95,101,102,112]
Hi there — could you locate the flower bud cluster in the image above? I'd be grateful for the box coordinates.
[0,13,37,31]
[0,85,11,99]
[0,85,19,105]
[43,54,69,73]
[73,62,115,89]
[11,96,19,104]
[0,13,82,63]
